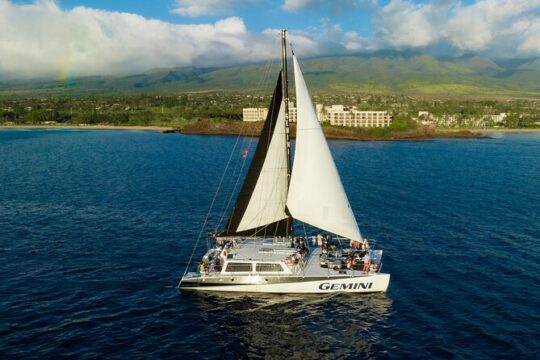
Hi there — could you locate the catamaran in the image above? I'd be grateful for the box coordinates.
[179,30,390,293]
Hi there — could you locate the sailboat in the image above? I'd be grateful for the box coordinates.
[179,30,390,293]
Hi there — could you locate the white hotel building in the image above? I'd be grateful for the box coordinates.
[325,105,392,127]
[243,103,392,128]
[242,108,269,122]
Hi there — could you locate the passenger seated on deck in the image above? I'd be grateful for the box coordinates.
[200,262,207,276]
[300,240,309,256]
[285,255,294,267]
[329,242,337,252]
[295,251,304,264]
[293,251,304,272]
[216,237,224,249]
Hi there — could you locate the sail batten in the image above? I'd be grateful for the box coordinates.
[221,73,291,237]
[287,56,362,242]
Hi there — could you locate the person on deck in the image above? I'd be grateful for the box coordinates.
[362,238,370,253]
[317,234,323,247]
[202,256,210,275]
[362,252,371,273]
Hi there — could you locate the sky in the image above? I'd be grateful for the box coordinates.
[1,0,539,79]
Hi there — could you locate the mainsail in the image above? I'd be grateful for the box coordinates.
[287,55,362,242]
[221,73,292,237]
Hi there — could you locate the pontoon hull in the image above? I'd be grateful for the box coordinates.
[179,273,390,293]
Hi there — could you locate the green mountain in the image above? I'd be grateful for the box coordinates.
[2,54,540,97]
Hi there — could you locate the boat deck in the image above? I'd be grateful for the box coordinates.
[228,238,295,262]
[200,237,376,278]
[300,247,373,277]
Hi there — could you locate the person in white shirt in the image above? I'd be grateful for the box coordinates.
[362,252,371,273]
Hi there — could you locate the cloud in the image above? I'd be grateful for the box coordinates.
[0,0,321,79]
[171,0,251,17]
[374,0,540,57]
[375,0,448,48]
[1,0,540,80]
[282,0,312,12]
[316,18,372,51]
[282,0,377,12]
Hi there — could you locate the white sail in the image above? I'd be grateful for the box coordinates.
[236,100,289,232]
[287,55,362,242]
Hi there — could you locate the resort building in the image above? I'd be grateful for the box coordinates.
[243,108,268,122]
[326,105,392,127]
[286,102,324,123]
[243,102,324,122]
[243,103,392,128]
[288,102,297,123]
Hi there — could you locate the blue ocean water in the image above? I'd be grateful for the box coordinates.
[0,129,539,359]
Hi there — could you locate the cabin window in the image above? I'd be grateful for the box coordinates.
[224,262,252,272]
[256,263,284,272]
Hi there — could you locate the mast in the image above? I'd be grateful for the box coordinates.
[281,29,294,236]
[281,30,291,183]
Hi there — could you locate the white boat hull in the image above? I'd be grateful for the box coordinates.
[180,273,390,294]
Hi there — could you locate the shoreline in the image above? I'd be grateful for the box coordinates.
[180,129,487,141]
[179,120,490,141]
[473,128,540,132]
[0,125,175,132]
[2,124,539,139]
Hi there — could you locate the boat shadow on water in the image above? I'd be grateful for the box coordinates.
[180,290,394,359]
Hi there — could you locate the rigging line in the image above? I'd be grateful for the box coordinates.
[215,38,278,230]
[217,48,279,232]
[182,35,280,280]
[233,97,275,232]
[219,133,255,233]
[181,128,245,279]
[220,143,250,233]
[214,136,246,231]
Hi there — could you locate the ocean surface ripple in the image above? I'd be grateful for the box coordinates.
[1,129,539,359]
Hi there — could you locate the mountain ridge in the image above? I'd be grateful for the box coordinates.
[2,54,540,97]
